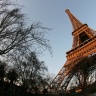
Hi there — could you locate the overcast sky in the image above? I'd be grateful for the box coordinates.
[14,0,96,75]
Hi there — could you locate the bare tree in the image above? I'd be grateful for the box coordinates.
[12,52,49,93]
[7,68,18,84]
[0,0,51,56]
[73,55,96,91]
[0,61,7,82]
[0,0,52,93]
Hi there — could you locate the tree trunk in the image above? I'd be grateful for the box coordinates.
[10,80,13,84]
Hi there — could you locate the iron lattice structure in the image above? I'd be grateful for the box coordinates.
[49,9,96,92]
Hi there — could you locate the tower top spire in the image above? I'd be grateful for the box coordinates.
[65,9,83,31]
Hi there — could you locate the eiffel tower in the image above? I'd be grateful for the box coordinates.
[49,9,96,92]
